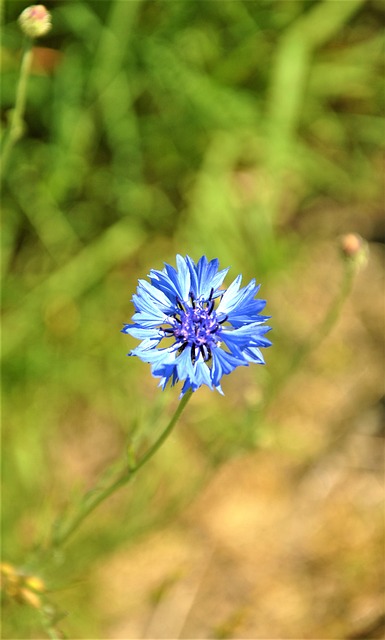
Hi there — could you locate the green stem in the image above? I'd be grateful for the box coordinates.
[0,0,5,28]
[1,37,34,179]
[263,258,356,410]
[50,390,193,550]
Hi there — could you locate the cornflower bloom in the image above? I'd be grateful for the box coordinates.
[122,255,272,395]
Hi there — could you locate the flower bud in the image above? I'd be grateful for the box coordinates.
[18,5,52,38]
[340,233,368,269]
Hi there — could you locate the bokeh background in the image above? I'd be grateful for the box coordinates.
[1,0,384,638]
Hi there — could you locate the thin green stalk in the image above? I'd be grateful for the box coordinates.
[0,0,5,28]
[40,616,63,640]
[263,258,356,411]
[50,390,193,550]
[1,37,34,179]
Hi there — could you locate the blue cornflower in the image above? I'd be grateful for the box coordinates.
[122,255,272,396]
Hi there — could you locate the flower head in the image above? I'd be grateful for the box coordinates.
[122,255,272,395]
[18,5,52,38]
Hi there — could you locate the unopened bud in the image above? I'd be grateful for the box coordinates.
[18,5,52,38]
[340,233,368,269]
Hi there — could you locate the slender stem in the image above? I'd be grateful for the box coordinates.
[310,259,355,350]
[0,0,5,28]
[0,37,34,179]
[50,390,193,550]
[263,259,356,410]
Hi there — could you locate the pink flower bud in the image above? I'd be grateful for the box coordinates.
[18,4,52,38]
[340,233,368,269]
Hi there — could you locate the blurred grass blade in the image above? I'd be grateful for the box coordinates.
[266,0,367,223]
[8,177,81,260]
[2,221,144,360]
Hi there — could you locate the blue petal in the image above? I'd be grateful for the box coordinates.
[180,378,193,396]
[149,256,191,303]
[179,357,213,395]
[243,346,266,364]
[250,332,272,348]
[217,277,261,316]
[211,348,247,386]
[186,255,229,300]
[131,311,166,328]
[225,299,269,327]
[175,254,191,300]
[132,292,168,327]
[175,346,195,382]
[193,358,213,389]
[185,256,198,297]
[219,324,271,354]
[137,279,175,312]
[216,275,242,313]
[152,360,178,389]
[161,255,191,302]
[149,268,180,302]
[121,324,162,340]
[136,337,163,351]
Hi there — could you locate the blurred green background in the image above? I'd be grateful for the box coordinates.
[1,1,384,638]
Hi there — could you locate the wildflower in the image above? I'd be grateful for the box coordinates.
[122,255,272,395]
[18,5,52,38]
[0,562,46,609]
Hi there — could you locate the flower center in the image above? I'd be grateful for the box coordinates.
[174,302,220,348]
[161,290,226,363]
[160,288,229,364]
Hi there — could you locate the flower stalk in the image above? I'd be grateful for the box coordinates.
[49,390,193,550]
[1,5,52,180]
[262,245,361,411]
[0,38,34,179]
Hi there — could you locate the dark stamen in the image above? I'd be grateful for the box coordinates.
[207,300,215,314]
[190,345,196,364]
[190,292,195,309]
[208,287,214,301]
[219,315,228,324]
[177,343,188,355]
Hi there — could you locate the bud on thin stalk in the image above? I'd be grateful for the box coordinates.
[0,5,52,178]
[18,4,52,38]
